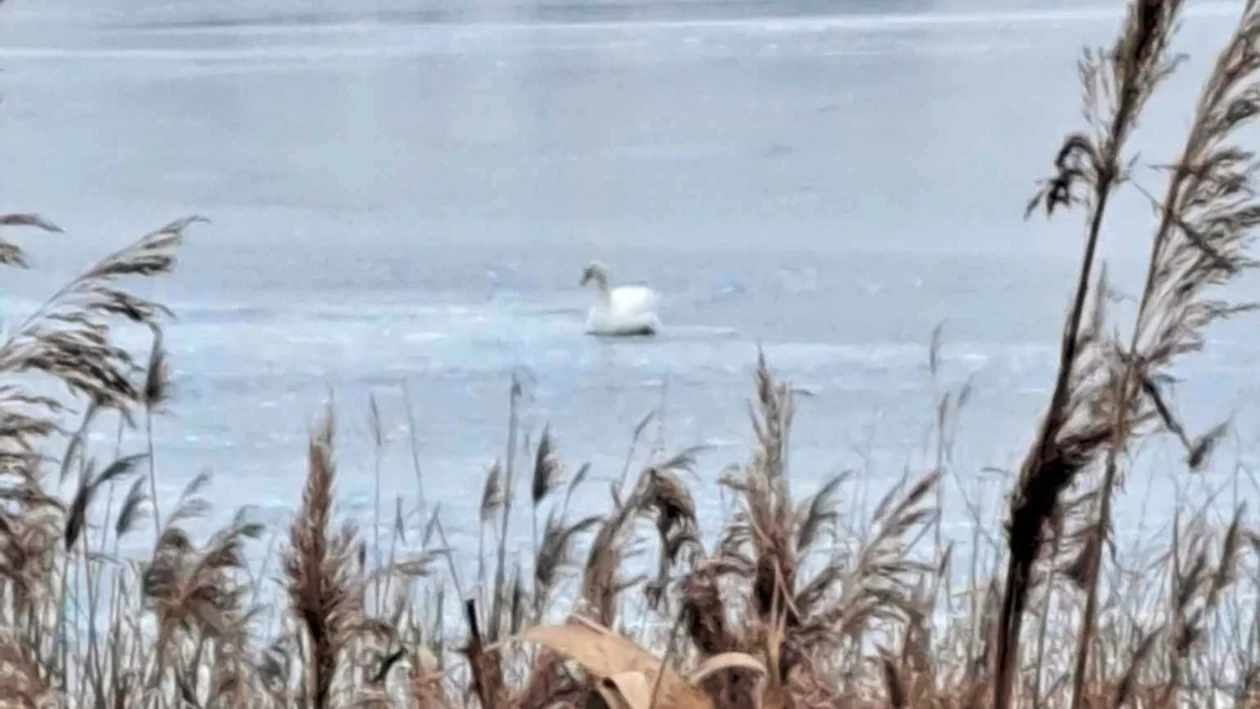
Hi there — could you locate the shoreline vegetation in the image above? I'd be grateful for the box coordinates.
[4,0,1260,707]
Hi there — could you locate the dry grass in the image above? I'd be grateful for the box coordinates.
[2,0,1260,707]
[283,409,364,709]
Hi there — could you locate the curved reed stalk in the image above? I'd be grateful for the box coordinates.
[997,3,1185,708]
[1070,5,1260,707]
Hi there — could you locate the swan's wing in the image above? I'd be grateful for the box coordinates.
[609,285,658,317]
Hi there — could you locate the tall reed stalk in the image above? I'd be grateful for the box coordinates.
[995,3,1185,708]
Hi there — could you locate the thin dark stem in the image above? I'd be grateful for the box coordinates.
[464,599,497,709]
[995,176,1113,709]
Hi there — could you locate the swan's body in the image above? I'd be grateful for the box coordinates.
[580,261,660,336]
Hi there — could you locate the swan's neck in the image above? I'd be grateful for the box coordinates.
[588,275,611,305]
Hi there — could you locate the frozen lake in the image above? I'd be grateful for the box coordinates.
[0,0,1254,574]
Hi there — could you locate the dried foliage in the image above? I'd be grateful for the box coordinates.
[0,2,1257,709]
[283,410,365,709]
[995,2,1260,709]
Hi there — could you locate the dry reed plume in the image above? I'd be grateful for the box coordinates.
[283,409,365,709]
[999,2,1260,709]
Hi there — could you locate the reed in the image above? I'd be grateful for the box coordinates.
[996,3,1260,709]
[282,409,364,709]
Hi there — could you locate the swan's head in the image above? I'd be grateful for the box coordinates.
[579,261,610,289]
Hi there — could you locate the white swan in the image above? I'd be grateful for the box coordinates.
[579,261,660,336]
